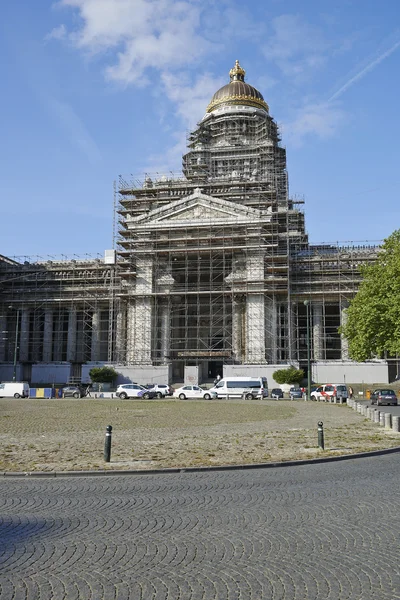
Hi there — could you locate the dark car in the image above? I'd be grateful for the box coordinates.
[271,388,284,399]
[370,389,398,406]
[289,387,303,399]
[62,386,85,399]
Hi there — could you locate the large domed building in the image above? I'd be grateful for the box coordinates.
[0,62,387,387]
[206,60,269,113]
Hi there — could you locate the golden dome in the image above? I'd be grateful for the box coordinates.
[206,60,268,113]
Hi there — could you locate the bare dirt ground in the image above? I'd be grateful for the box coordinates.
[1,398,399,472]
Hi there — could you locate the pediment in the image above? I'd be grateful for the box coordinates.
[126,188,270,230]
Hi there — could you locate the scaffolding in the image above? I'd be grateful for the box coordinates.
[0,253,121,383]
[0,86,382,383]
[112,101,380,379]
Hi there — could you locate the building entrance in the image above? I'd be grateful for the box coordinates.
[208,361,223,381]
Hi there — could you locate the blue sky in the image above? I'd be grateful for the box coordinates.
[1,0,400,259]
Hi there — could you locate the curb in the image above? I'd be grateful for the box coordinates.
[2,445,400,478]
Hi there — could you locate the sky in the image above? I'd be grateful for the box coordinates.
[1,0,400,259]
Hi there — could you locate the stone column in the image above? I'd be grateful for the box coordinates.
[115,303,127,363]
[0,312,7,362]
[19,308,30,362]
[159,301,171,364]
[232,296,244,362]
[312,303,324,360]
[340,299,349,360]
[130,257,153,364]
[156,269,174,365]
[126,300,136,363]
[288,303,297,362]
[91,309,100,362]
[245,251,266,364]
[265,297,278,363]
[43,309,53,362]
[67,308,77,362]
[53,311,64,361]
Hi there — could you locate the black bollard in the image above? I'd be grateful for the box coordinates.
[318,421,324,450]
[104,425,112,462]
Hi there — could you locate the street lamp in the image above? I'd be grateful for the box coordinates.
[303,300,311,401]
[9,306,20,382]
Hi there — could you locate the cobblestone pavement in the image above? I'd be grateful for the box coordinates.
[0,454,399,600]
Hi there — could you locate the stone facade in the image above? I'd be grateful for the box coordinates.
[0,62,385,385]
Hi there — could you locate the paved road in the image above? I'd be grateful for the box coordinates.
[1,455,400,600]
[366,402,400,417]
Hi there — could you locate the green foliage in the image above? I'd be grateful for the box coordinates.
[273,366,304,385]
[340,229,400,361]
[88,366,118,383]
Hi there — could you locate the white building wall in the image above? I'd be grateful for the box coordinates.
[313,361,388,385]
[31,364,71,385]
[80,363,172,385]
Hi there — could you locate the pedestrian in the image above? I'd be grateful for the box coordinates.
[213,374,221,386]
[348,386,353,399]
[85,385,92,397]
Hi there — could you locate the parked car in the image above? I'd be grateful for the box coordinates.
[271,388,284,399]
[289,387,303,400]
[116,384,156,399]
[173,385,217,400]
[370,389,398,406]
[0,381,29,398]
[311,384,348,401]
[62,386,85,399]
[144,383,174,398]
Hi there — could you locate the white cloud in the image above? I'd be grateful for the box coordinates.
[52,0,224,165]
[161,71,224,129]
[139,71,224,172]
[56,0,215,84]
[45,24,67,41]
[263,14,328,79]
[51,2,347,148]
[282,102,345,147]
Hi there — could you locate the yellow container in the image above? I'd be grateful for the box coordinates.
[366,390,371,399]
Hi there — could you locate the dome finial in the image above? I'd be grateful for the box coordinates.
[229,60,245,82]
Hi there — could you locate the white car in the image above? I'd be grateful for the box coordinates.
[116,384,155,399]
[173,385,217,400]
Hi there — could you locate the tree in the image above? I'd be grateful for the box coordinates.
[340,229,400,361]
[273,366,304,385]
[88,366,118,383]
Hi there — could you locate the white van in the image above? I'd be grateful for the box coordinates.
[311,384,348,401]
[210,377,268,400]
[0,381,30,398]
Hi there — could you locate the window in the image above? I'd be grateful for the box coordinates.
[226,380,261,389]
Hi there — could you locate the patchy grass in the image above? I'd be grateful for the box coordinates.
[0,398,399,472]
